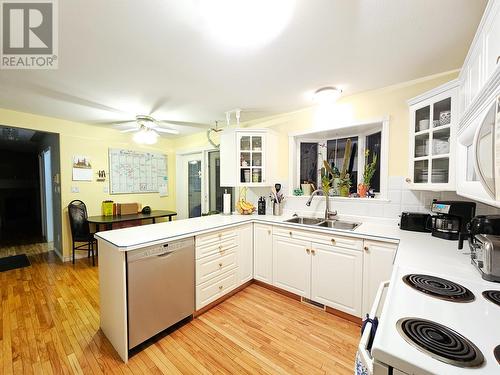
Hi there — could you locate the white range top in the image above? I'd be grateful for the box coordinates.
[373,231,500,374]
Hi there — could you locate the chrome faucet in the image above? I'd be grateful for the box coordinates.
[306,189,337,220]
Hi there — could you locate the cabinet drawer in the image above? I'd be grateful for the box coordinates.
[195,235,238,259]
[196,250,237,285]
[195,269,238,310]
[195,228,238,248]
[273,226,363,251]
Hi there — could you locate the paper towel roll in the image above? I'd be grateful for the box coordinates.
[223,191,231,215]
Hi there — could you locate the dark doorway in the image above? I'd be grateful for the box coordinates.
[0,148,42,242]
[0,126,61,257]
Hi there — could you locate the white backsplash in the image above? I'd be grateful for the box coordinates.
[247,176,500,220]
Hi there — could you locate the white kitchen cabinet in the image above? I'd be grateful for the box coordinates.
[458,0,500,121]
[220,128,277,187]
[272,236,311,297]
[484,1,500,84]
[238,224,253,284]
[407,80,458,191]
[311,243,362,317]
[362,240,398,315]
[253,223,273,284]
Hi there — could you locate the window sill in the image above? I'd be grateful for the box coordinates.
[287,195,390,203]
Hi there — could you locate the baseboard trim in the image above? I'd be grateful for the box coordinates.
[253,280,361,326]
[194,280,254,318]
[253,280,301,302]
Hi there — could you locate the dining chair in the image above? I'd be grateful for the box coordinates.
[68,200,98,265]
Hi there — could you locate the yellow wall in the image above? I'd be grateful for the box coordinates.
[172,70,459,181]
[0,70,457,259]
[0,108,175,259]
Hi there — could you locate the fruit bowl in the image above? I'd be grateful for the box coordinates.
[236,201,256,215]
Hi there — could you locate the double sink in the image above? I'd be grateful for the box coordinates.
[284,216,361,231]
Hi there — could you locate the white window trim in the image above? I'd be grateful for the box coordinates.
[288,117,390,199]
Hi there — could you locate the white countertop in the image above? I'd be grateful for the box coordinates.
[94,213,401,251]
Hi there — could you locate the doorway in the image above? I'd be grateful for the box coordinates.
[0,125,61,259]
[176,149,234,219]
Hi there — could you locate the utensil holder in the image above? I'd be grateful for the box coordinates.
[273,202,283,216]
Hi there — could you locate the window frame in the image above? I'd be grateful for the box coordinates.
[289,117,389,198]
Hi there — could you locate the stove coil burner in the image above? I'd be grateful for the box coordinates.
[483,290,500,307]
[402,274,475,302]
[494,345,500,365]
[397,318,484,368]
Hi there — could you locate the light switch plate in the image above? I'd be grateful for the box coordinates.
[71,186,79,193]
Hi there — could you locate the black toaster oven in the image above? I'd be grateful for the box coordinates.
[399,212,431,233]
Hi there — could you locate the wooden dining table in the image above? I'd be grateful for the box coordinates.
[87,210,177,231]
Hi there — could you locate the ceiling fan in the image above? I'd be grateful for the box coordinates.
[115,115,183,144]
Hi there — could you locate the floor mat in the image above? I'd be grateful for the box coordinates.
[0,254,31,272]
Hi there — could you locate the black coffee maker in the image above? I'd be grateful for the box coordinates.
[428,200,476,248]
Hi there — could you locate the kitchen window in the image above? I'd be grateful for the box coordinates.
[291,119,388,198]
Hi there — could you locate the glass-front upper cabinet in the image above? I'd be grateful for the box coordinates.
[220,129,276,187]
[407,80,458,190]
[238,133,265,184]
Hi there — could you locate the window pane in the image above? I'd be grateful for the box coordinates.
[188,160,202,218]
[327,137,358,194]
[299,143,318,188]
[366,131,381,192]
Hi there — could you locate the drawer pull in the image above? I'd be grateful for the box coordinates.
[219,262,223,268]
[311,249,316,255]
[331,238,336,244]
[306,248,310,254]
[364,246,369,252]
[289,231,293,237]
[219,285,223,290]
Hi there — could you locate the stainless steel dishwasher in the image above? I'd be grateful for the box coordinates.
[127,237,194,349]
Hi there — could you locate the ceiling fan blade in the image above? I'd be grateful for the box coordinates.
[8,79,129,115]
[155,127,179,135]
[149,97,170,116]
[158,120,210,129]
[120,128,138,133]
[93,120,136,126]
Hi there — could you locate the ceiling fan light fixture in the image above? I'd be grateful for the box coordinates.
[313,86,342,104]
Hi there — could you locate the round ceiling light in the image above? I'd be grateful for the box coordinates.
[313,86,343,104]
[198,0,296,49]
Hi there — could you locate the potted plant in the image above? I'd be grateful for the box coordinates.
[338,139,352,197]
[359,149,377,198]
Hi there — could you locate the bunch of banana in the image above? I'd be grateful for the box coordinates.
[236,187,256,215]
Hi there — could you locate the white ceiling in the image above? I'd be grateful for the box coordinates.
[0,0,487,136]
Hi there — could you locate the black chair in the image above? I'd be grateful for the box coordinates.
[68,200,97,265]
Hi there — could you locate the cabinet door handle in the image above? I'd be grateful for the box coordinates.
[331,238,336,245]
[405,177,412,183]
[364,246,369,252]
[219,285,223,290]
[289,231,293,237]
[311,249,316,255]
[306,248,310,254]
[219,263,223,268]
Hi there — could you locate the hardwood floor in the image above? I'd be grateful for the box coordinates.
[0,245,360,374]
